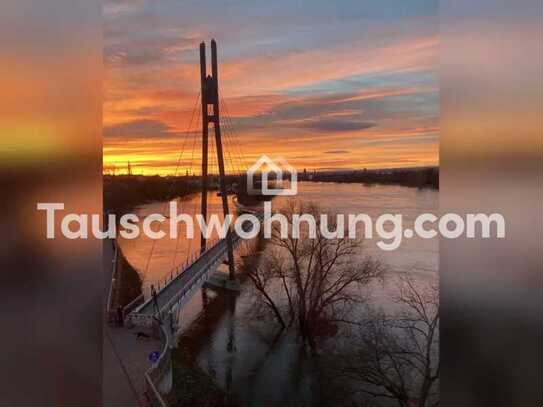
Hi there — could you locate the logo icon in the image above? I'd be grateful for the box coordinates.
[247,155,297,196]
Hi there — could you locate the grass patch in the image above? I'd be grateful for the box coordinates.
[113,247,143,309]
[167,346,236,407]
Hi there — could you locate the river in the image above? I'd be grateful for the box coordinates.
[118,182,438,406]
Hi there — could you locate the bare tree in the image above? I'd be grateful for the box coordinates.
[333,276,439,407]
[247,201,383,350]
[246,254,287,330]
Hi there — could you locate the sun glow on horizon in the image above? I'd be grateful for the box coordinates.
[103,1,438,176]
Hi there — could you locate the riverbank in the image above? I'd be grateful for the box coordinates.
[104,173,272,218]
[111,246,143,311]
[168,345,233,407]
[104,168,438,219]
[167,236,265,406]
[116,182,438,406]
[104,175,202,217]
[301,166,439,189]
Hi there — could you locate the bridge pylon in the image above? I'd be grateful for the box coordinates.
[199,39,236,282]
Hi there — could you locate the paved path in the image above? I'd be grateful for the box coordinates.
[103,240,160,407]
[103,211,262,405]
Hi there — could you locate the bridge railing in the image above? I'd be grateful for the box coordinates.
[139,213,266,402]
[142,239,227,403]
[150,236,222,294]
[144,322,172,407]
[148,218,260,300]
[143,209,263,299]
[132,216,262,321]
[122,293,144,319]
[156,238,229,320]
[139,206,264,300]
[130,236,224,321]
[106,239,118,324]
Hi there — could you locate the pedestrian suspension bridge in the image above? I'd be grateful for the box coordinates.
[123,39,261,329]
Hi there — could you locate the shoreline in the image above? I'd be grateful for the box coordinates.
[166,236,265,406]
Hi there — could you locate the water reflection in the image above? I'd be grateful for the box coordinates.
[120,182,438,406]
[118,192,237,298]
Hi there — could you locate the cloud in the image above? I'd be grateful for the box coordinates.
[104,7,198,67]
[104,119,177,139]
[102,1,438,173]
[228,84,437,135]
[105,35,198,66]
[302,119,376,133]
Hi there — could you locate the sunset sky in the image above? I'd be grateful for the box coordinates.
[103,0,438,175]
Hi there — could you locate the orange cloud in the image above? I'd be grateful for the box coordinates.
[103,33,438,174]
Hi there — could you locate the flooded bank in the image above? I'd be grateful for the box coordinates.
[119,182,438,406]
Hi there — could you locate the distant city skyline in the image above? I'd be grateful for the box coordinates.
[103,0,438,175]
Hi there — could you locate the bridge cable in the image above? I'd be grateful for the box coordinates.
[221,123,241,175]
[217,96,246,177]
[170,105,202,272]
[221,120,243,175]
[183,104,204,267]
[220,93,250,172]
[142,92,201,291]
[178,104,202,273]
[221,114,246,173]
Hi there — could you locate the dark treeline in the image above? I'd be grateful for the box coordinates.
[301,166,439,189]
[104,167,438,216]
[104,175,198,216]
[104,173,263,216]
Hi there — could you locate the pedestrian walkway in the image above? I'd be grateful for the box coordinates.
[103,240,160,407]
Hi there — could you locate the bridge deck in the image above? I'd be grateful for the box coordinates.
[137,237,231,315]
[133,208,262,320]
